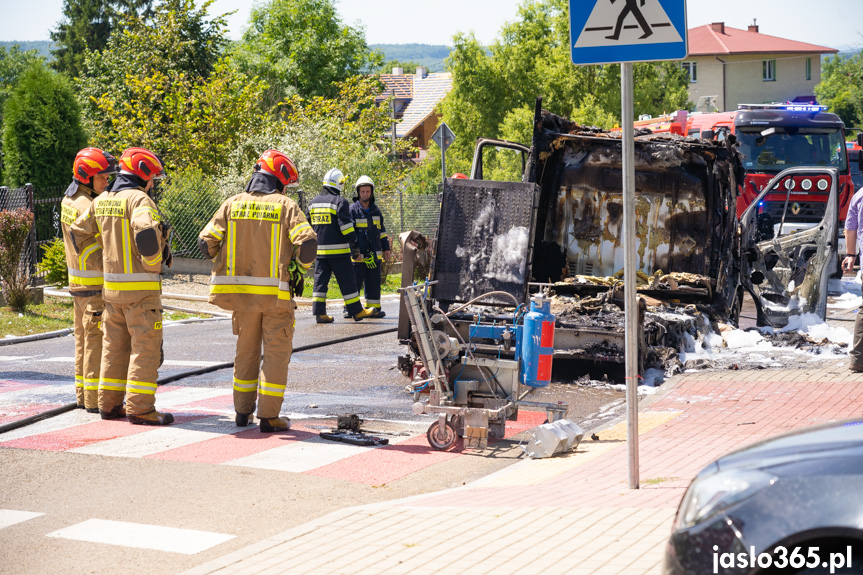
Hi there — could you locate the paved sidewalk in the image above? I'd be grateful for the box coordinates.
[182,359,863,575]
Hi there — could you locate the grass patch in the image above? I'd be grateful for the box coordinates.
[163,310,204,321]
[640,477,679,486]
[382,273,402,293]
[0,298,74,337]
[301,273,401,299]
[0,298,205,338]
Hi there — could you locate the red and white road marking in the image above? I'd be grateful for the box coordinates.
[1,379,547,485]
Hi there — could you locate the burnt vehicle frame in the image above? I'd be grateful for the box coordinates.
[398,99,839,380]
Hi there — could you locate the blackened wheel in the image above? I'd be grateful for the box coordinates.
[427,420,457,451]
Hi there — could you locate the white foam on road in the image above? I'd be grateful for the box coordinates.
[0,509,44,530]
[780,312,853,346]
[46,518,234,554]
[828,292,863,309]
[723,329,771,350]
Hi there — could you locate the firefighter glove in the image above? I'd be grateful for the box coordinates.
[351,246,362,262]
[363,254,376,269]
[162,242,173,268]
[288,259,304,296]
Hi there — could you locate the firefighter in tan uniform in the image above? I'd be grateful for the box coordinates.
[72,147,173,425]
[199,150,317,432]
[62,148,117,412]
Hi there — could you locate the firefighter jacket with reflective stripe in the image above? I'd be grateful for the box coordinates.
[199,190,317,312]
[349,200,391,259]
[308,188,357,258]
[61,183,103,293]
[71,186,166,304]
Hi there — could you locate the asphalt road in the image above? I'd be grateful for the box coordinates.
[0,298,628,575]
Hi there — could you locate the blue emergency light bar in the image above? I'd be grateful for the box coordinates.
[783,105,828,112]
[738,103,828,113]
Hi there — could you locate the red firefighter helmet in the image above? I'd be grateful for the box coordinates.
[118,147,165,181]
[73,148,117,184]
[257,149,299,187]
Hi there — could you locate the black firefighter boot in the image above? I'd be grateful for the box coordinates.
[128,410,175,426]
[235,412,254,427]
[259,417,291,433]
[100,404,126,420]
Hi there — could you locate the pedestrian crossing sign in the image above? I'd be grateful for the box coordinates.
[570,0,687,65]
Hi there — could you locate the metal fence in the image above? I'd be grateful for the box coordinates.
[0,184,66,280]
[159,178,442,261]
[0,179,441,280]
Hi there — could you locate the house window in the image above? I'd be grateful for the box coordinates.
[763,59,776,81]
[805,58,812,81]
[681,61,697,83]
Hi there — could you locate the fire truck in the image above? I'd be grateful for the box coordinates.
[732,104,854,226]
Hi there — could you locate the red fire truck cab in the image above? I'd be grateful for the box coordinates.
[733,104,853,227]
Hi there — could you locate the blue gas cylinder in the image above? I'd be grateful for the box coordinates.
[521,294,555,388]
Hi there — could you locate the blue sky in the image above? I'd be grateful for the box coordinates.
[0,0,860,51]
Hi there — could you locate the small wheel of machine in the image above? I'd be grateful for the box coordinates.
[427,419,457,451]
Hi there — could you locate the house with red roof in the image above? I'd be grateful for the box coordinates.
[376,67,453,156]
[683,21,837,112]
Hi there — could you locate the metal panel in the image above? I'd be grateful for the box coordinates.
[432,179,538,305]
[544,139,714,278]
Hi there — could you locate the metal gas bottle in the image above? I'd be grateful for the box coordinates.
[521,294,555,388]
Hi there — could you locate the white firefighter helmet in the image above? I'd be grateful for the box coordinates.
[353,175,376,202]
[322,168,346,193]
[354,175,375,193]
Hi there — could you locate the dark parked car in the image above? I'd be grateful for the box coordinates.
[664,419,863,574]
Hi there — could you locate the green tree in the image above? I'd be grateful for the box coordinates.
[218,76,415,199]
[439,32,509,161]
[50,0,155,78]
[232,0,383,104]
[816,51,863,130]
[440,0,690,163]
[51,0,113,78]
[569,94,618,130]
[0,45,46,180]
[2,62,87,188]
[37,238,68,287]
[80,0,261,175]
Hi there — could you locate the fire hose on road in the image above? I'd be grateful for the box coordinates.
[0,326,397,435]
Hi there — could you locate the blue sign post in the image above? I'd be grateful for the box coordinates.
[570,0,687,65]
[568,0,687,490]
